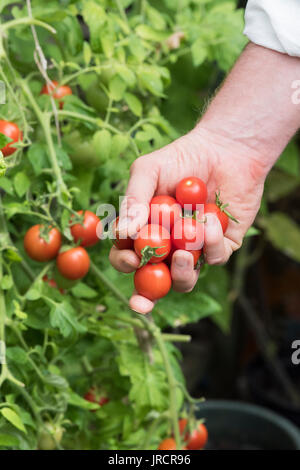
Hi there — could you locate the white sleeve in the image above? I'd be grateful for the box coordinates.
[244,0,300,57]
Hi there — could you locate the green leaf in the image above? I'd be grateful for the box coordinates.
[49,300,86,337]
[265,169,300,202]
[0,132,11,148]
[1,408,26,433]
[0,434,19,448]
[139,68,164,97]
[110,134,129,158]
[136,25,168,42]
[67,390,100,410]
[124,92,142,117]
[109,76,127,101]
[71,282,98,299]
[27,143,49,175]
[245,226,260,237]
[14,172,30,197]
[117,343,169,412]
[191,38,207,67]
[93,129,111,161]
[0,176,14,195]
[157,289,220,328]
[258,212,300,262]
[43,373,68,389]
[83,41,92,65]
[6,347,27,365]
[0,274,13,290]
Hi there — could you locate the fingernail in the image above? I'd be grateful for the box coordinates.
[174,256,188,268]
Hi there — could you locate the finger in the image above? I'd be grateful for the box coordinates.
[109,245,140,273]
[204,213,231,264]
[119,157,158,238]
[171,250,199,293]
[129,292,155,314]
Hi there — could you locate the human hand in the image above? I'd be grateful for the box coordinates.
[109,126,269,314]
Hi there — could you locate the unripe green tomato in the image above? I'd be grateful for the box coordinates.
[63,131,102,168]
[38,423,64,451]
[85,82,109,114]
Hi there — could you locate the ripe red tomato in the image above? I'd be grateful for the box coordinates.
[148,195,182,230]
[56,247,90,280]
[70,210,102,247]
[186,423,208,450]
[134,224,171,265]
[171,217,204,251]
[24,225,61,262]
[134,263,172,301]
[41,80,72,109]
[176,177,207,210]
[0,120,22,157]
[204,203,228,233]
[84,388,109,412]
[158,438,177,450]
[112,217,134,250]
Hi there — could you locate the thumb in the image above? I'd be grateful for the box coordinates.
[119,156,158,238]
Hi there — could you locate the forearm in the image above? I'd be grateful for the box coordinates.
[198,43,300,173]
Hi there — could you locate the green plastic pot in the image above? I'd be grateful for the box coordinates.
[197,400,300,450]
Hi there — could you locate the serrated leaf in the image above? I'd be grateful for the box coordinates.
[1,408,26,433]
[71,282,98,299]
[49,300,86,337]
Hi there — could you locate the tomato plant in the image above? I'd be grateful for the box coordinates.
[0,0,246,451]
[185,423,208,450]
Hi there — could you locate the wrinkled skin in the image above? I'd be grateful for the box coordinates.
[109,127,269,314]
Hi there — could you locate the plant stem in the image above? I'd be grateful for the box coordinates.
[162,333,191,343]
[1,18,56,35]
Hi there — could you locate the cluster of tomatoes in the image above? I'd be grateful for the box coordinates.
[158,419,208,451]
[0,80,71,158]
[24,211,102,283]
[114,176,234,305]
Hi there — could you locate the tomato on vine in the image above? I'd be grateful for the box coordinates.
[171,217,204,251]
[134,263,172,302]
[134,224,171,266]
[148,195,182,230]
[41,80,72,109]
[56,247,90,280]
[38,422,64,451]
[0,120,22,157]
[158,438,177,450]
[24,225,61,262]
[185,423,208,450]
[112,216,134,250]
[203,192,239,233]
[176,177,207,210]
[70,210,102,247]
[84,388,109,412]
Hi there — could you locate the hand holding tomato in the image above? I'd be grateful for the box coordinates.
[110,127,267,313]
